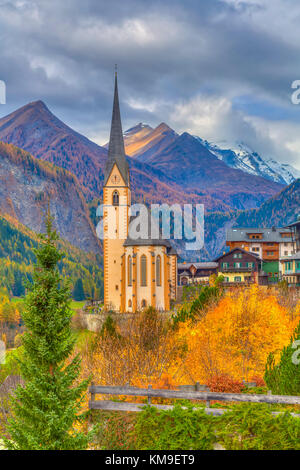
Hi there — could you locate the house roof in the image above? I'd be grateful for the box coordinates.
[124,211,177,253]
[178,262,218,270]
[280,251,300,261]
[104,71,129,186]
[214,247,262,262]
[226,227,293,243]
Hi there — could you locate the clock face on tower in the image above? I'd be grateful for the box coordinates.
[111,174,120,184]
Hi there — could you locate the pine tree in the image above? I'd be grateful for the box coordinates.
[265,320,300,395]
[5,209,91,450]
[73,278,85,301]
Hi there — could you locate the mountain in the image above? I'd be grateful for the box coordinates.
[124,122,178,160]
[0,102,217,208]
[0,141,100,253]
[196,138,300,185]
[124,124,284,210]
[201,179,300,261]
[0,100,107,200]
[235,178,300,228]
[0,102,285,211]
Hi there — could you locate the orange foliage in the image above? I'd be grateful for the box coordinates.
[174,285,299,384]
[206,374,244,393]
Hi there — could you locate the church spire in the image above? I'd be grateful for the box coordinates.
[104,67,129,186]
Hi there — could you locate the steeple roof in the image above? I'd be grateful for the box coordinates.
[104,69,129,186]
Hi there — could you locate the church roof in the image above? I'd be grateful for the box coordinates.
[123,211,177,253]
[104,70,129,186]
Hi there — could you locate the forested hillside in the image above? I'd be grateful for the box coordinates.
[0,214,103,299]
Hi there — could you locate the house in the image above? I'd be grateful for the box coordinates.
[226,227,293,283]
[103,71,177,312]
[214,247,268,285]
[178,262,218,285]
[280,252,300,286]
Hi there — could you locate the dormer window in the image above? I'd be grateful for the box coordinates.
[113,190,119,206]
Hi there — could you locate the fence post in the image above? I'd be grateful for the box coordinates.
[148,384,152,405]
[91,381,95,403]
[206,399,210,409]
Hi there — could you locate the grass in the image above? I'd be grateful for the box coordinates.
[70,300,86,311]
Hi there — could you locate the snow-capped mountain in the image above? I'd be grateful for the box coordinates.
[195,137,300,185]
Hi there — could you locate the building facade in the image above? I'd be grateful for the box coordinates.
[280,253,300,286]
[215,247,267,285]
[103,72,177,312]
[226,227,293,282]
[178,262,218,285]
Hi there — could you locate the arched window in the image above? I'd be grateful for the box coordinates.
[141,299,147,308]
[140,255,147,286]
[128,299,132,308]
[128,255,132,286]
[112,190,119,206]
[156,255,161,286]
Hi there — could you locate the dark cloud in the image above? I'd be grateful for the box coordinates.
[0,0,300,167]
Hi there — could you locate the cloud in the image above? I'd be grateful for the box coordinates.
[0,0,300,168]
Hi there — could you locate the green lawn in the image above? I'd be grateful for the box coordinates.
[70,300,86,311]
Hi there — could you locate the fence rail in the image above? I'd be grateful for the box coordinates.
[89,385,300,417]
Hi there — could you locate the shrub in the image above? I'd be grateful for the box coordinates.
[207,374,244,393]
[216,404,300,450]
[134,405,216,450]
[265,319,300,395]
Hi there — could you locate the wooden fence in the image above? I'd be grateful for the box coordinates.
[89,384,300,417]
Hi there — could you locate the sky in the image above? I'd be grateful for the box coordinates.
[1,0,300,168]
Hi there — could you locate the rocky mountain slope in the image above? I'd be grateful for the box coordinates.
[196,138,300,185]
[0,141,100,253]
[124,124,284,210]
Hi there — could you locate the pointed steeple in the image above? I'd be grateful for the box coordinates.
[104,67,129,186]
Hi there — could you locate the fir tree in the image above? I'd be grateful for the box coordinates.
[73,278,85,301]
[265,320,300,395]
[5,209,91,450]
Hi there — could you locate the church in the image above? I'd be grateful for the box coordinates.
[103,71,178,313]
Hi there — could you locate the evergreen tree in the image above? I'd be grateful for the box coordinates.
[12,270,25,297]
[265,320,300,395]
[73,278,85,301]
[5,209,91,450]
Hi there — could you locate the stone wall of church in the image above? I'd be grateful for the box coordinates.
[124,245,168,312]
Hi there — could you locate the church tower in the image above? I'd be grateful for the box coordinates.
[103,69,130,312]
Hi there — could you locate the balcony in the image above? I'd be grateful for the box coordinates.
[221,266,255,273]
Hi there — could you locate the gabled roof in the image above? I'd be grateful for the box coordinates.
[124,210,177,252]
[178,262,218,270]
[226,227,292,243]
[104,71,129,186]
[214,247,261,263]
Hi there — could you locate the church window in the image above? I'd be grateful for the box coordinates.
[141,255,147,286]
[128,256,132,286]
[141,299,147,308]
[113,190,119,206]
[156,255,161,286]
[128,299,132,308]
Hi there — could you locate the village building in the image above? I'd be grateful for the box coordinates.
[226,227,293,283]
[280,253,300,286]
[103,72,177,312]
[279,215,300,286]
[178,262,218,285]
[214,247,268,285]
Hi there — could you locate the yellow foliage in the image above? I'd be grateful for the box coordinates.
[175,285,299,384]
